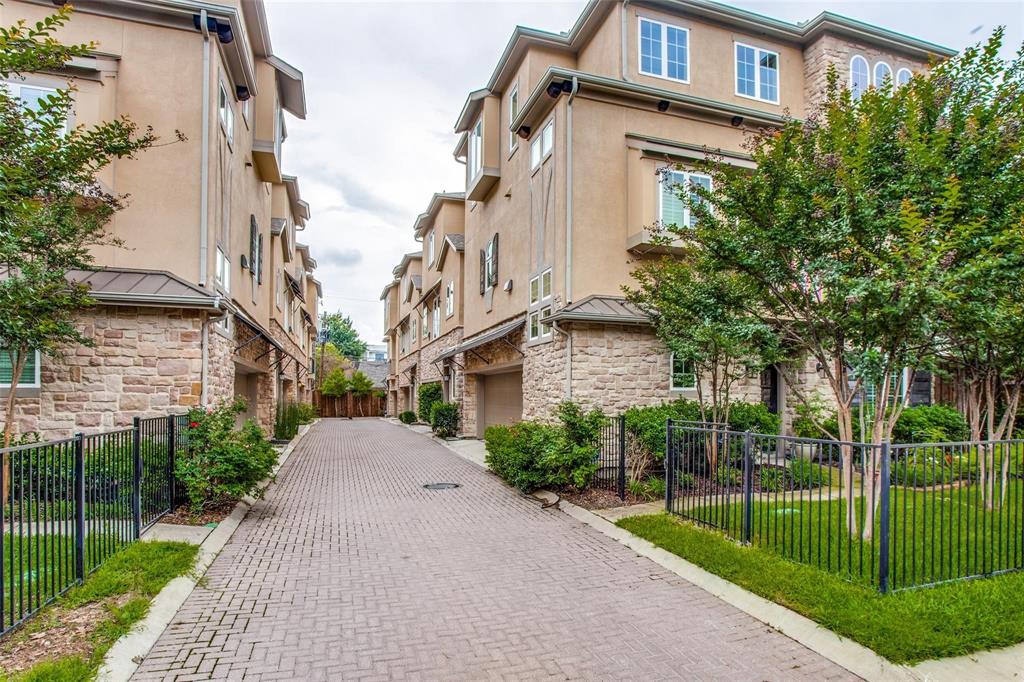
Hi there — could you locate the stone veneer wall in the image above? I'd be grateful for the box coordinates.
[803,33,928,110]
[6,306,213,439]
[417,327,464,406]
[207,327,236,407]
[522,333,567,422]
[460,327,526,437]
[396,351,419,413]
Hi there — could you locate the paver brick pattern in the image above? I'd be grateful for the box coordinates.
[133,419,856,681]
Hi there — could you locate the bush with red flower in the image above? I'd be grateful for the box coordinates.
[176,398,278,511]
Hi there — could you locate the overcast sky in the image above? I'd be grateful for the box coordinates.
[263,0,1023,345]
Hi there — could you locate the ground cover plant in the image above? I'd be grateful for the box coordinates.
[618,513,1024,664]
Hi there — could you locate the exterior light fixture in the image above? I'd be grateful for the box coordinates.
[517,126,531,139]
[236,86,251,101]
[731,115,744,127]
[546,82,563,98]
[657,100,670,112]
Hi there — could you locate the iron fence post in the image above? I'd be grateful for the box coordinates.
[167,415,177,509]
[879,441,891,593]
[665,419,674,513]
[617,414,626,500]
[73,433,85,582]
[132,417,142,539]
[742,430,753,544]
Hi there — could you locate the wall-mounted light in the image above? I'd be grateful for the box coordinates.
[236,86,251,101]
[546,82,563,98]
[731,115,744,127]
[517,125,531,139]
[192,15,233,44]
[657,100,670,112]
[503,279,513,292]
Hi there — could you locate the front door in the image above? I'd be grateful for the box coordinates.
[760,365,780,414]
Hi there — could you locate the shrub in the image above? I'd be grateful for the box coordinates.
[484,422,560,493]
[892,405,969,444]
[788,459,834,489]
[295,403,316,425]
[177,399,278,511]
[759,466,785,492]
[274,402,301,440]
[714,466,741,488]
[417,382,443,423]
[556,401,605,448]
[624,400,701,462]
[628,475,667,501]
[430,402,460,438]
[725,402,781,435]
[399,410,416,424]
[677,472,696,491]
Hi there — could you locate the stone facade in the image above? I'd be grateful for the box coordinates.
[396,352,419,414]
[417,327,464,403]
[207,326,236,406]
[460,326,527,437]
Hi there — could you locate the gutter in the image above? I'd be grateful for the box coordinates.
[620,1,631,83]
[90,292,224,309]
[198,10,210,286]
[565,76,579,305]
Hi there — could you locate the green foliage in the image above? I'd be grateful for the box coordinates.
[555,401,605,448]
[627,475,668,502]
[319,368,350,397]
[484,422,561,493]
[319,312,367,360]
[398,410,416,424]
[349,370,374,396]
[787,459,835,489]
[618,514,1024,664]
[714,466,741,488]
[430,402,460,438]
[178,399,278,511]
[759,466,785,492]
[295,403,316,425]
[274,402,301,440]
[723,402,780,435]
[892,405,969,444]
[417,382,443,422]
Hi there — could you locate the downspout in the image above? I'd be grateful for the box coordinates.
[553,321,572,400]
[201,296,225,406]
[621,1,632,82]
[565,76,579,305]
[198,10,211,287]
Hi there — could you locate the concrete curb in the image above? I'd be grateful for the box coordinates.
[533,490,916,682]
[97,421,317,682]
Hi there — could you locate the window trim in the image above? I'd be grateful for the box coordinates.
[637,16,690,84]
[218,81,234,146]
[445,280,455,317]
[873,60,893,87]
[527,268,554,342]
[508,84,519,155]
[896,67,913,87]
[468,117,483,180]
[669,353,697,392]
[484,237,497,291]
[0,349,41,389]
[734,41,780,105]
[432,299,440,338]
[427,230,435,267]
[215,246,231,292]
[657,168,712,229]
[850,55,870,100]
[530,118,554,172]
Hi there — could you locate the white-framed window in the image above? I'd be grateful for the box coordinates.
[241,97,251,126]
[422,307,430,340]
[639,17,689,83]
[218,82,234,145]
[670,354,696,390]
[432,299,440,338]
[850,55,870,100]
[530,119,554,171]
[400,323,409,355]
[508,85,519,152]
[275,269,283,309]
[529,268,552,306]
[215,313,232,335]
[4,81,66,131]
[286,292,294,333]
[427,230,435,266]
[484,237,496,290]
[659,169,712,228]
[468,118,483,179]
[528,306,553,341]
[446,280,455,317]
[896,68,913,87]
[528,268,553,341]
[411,317,418,344]
[874,61,892,87]
[735,43,779,103]
[215,246,230,291]
[0,349,41,389]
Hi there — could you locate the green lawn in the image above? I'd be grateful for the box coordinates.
[0,540,198,681]
[618,513,1024,664]
[674,478,1024,590]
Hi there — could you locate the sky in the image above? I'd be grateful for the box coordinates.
[263,0,1024,346]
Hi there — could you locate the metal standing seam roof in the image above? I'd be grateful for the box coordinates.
[29,268,224,308]
[541,295,650,325]
[436,316,525,362]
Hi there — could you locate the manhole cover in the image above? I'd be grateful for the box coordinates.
[423,483,460,490]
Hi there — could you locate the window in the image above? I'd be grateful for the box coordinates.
[468,118,483,179]
[508,85,519,152]
[427,230,435,266]
[530,119,554,171]
[276,269,283,309]
[4,82,65,131]
[481,234,498,292]
[670,355,696,390]
[422,308,429,340]
[850,55,869,100]
[735,43,778,103]
[528,268,553,341]
[286,292,294,332]
[432,299,440,338]
[874,61,892,87]
[639,18,689,82]
[446,281,455,316]
[0,349,40,388]
[529,268,552,306]
[896,68,913,87]
[215,246,230,291]
[411,317,417,343]
[659,169,711,228]
[218,82,234,144]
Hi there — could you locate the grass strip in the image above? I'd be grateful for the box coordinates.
[617,513,1024,664]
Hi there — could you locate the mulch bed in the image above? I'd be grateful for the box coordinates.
[560,487,648,510]
[158,500,237,526]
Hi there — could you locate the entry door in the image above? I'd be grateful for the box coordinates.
[760,366,780,414]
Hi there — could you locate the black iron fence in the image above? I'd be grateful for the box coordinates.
[593,415,626,499]
[666,421,1024,592]
[1,414,188,635]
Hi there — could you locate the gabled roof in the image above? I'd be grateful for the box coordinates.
[271,217,293,263]
[295,242,316,271]
[436,234,465,270]
[380,279,399,301]
[282,175,311,227]
[241,0,307,118]
[392,252,422,277]
[305,273,323,299]
[413,192,466,237]
[541,295,649,326]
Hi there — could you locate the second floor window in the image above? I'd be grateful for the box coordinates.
[736,43,779,103]
[446,281,455,316]
[468,118,483,179]
[530,119,554,170]
[481,234,498,293]
[639,18,689,82]
[422,308,429,340]
[660,169,711,228]
[427,230,435,266]
[215,247,230,291]
[218,83,234,145]
[508,85,519,152]
[528,268,553,342]
[432,300,440,338]
[850,55,870,100]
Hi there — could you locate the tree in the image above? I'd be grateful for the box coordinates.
[320,312,367,360]
[1,5,167,465]
[319,367,350,397]
[348,371,374,417]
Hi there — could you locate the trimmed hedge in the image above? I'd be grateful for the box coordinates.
[417,382,443,423]
[430,402,460,438]
[398,410,416,424]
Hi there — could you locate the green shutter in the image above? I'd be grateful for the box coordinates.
[0,350,37,386]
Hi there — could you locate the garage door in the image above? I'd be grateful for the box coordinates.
[479,370,523,437]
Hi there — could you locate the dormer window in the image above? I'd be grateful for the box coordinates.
[468,118,483,179]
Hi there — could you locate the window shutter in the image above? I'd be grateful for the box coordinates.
[249,216,258,270]
[256,234,264,284]
[479,249,486,295]
[490,233,499,287]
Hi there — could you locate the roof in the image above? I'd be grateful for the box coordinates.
[380,279,399,301]
[241,0,306,117]
[413,192,466,237]
[66,268,224,309]
[357,360,389,389]
[295,242,317,270]
[413,278,443,309]
[436,234,466,270]
[392,252,422,277]
[282,175,311,226]
[436,316,525,361]
[541,295,649,326]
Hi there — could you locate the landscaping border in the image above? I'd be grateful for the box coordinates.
[96,421,317,682]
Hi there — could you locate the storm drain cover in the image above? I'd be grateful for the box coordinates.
[423,483,460,490]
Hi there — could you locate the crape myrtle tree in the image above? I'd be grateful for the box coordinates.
[637,32,1024,537]
[1,4,169,488]
[320,312,367,361]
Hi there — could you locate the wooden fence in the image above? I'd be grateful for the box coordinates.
[313,390,386,418]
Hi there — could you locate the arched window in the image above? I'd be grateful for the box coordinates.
[897,68,913,87]
[874,61,892,87]
[850,55,869,100]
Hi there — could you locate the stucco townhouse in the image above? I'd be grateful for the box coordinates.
[1,0,322,439]
[385,0,949,436]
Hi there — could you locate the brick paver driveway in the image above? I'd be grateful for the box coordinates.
[134,419,855,681]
